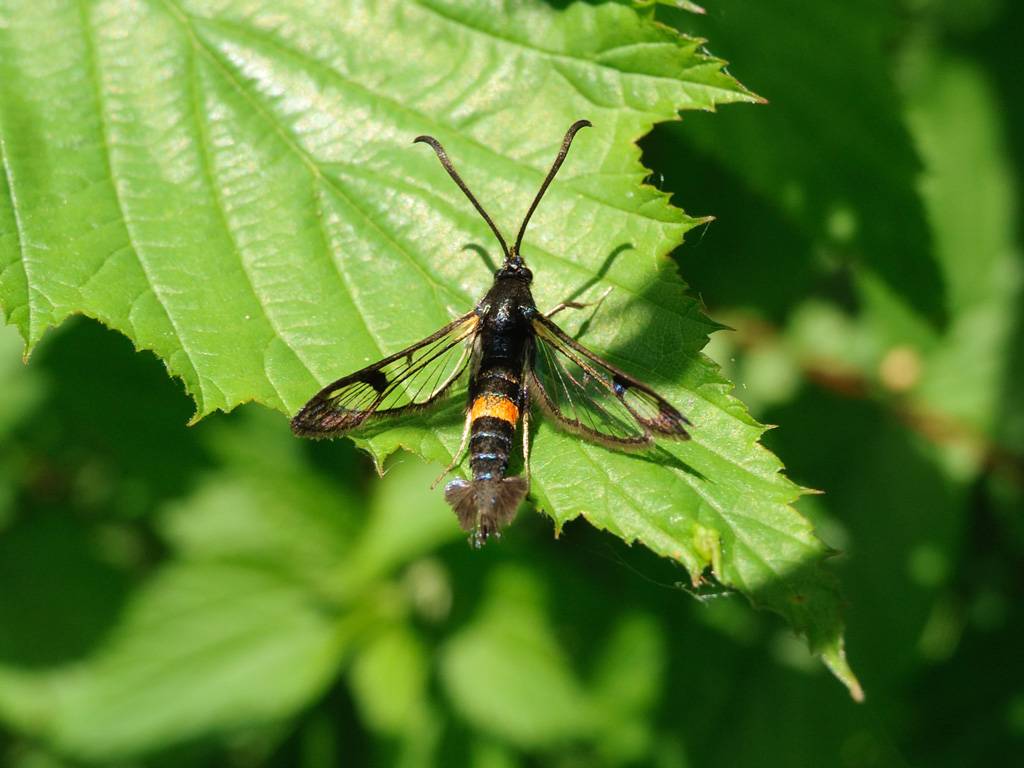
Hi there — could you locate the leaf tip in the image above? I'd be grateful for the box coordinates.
[824,643,865,702]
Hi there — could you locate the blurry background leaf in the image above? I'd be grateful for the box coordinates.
[638,0,1024,765]
[441,566,595,748]
[650,0,946,326]
[0,331,467,761]
[46,561,350,760]
[589,612,665,763]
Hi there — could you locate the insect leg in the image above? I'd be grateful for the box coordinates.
[545,286,613,318]
[522,407,531,485]
[519,369,532,486]
[431,408,473,489]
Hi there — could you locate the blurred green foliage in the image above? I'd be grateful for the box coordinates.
[1,0,1022,767]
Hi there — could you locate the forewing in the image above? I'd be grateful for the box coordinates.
[292,313,479,438]
[529,315,690,448]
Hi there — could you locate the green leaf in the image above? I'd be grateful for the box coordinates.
[349,626,431,736]
[589,613,665,763]
[897,55,1022,446]
[591,613,664,714]
[440,566,596,748]
[41,561,347,761]
[0,400,469,758]
[0,0,857,692]
[159,413,361,582]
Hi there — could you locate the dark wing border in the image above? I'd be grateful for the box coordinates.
[291,312,479,438]
[528,314,690,448]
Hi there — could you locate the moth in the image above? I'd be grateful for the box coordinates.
[292,121,691,546]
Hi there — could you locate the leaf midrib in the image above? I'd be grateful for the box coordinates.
[0,128,33,339]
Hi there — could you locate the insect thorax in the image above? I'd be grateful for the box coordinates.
[478,276,536,328]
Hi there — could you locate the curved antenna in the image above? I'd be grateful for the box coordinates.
[512,119,592,259]
[414,135,510,261]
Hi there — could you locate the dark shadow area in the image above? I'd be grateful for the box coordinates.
[266,681,372,768]
[648,443,707,482]
[560,242,634,306]
[0,514,132,666]
[762,384,965,690]
[905,477,1024,767]
[461,243,499,274]
[642,126,852,322]
[656,0,949,328]
[556,242,634,341]
[590,254,723,388]
[17,318,209,515]
[300,430,376,496]
[0,318,212,667]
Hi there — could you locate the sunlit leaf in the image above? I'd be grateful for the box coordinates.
[0,0,856,691]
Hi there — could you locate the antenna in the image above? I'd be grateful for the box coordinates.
[512,119,591,259]
[414,135,510,261]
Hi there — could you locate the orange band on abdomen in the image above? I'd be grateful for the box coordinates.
[470,394,520,425]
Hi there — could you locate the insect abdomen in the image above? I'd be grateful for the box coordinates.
[468,365,521,482]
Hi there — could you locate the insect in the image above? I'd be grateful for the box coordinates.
[291,120,691,546]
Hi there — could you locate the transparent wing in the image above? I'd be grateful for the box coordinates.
[529,315,690,449]
[291,313,479,438]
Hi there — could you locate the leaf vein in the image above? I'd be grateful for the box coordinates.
[310,180,385,370]
[77,0,207,410]
[187,44,315,409]
[411,0,711,90]
[159,0,462,318]
[181,13,684,226]
[0,122,36,340]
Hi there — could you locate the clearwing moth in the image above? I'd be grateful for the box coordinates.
[292,121,691,546]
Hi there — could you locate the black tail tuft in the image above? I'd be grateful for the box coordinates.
[444,476,528,547]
